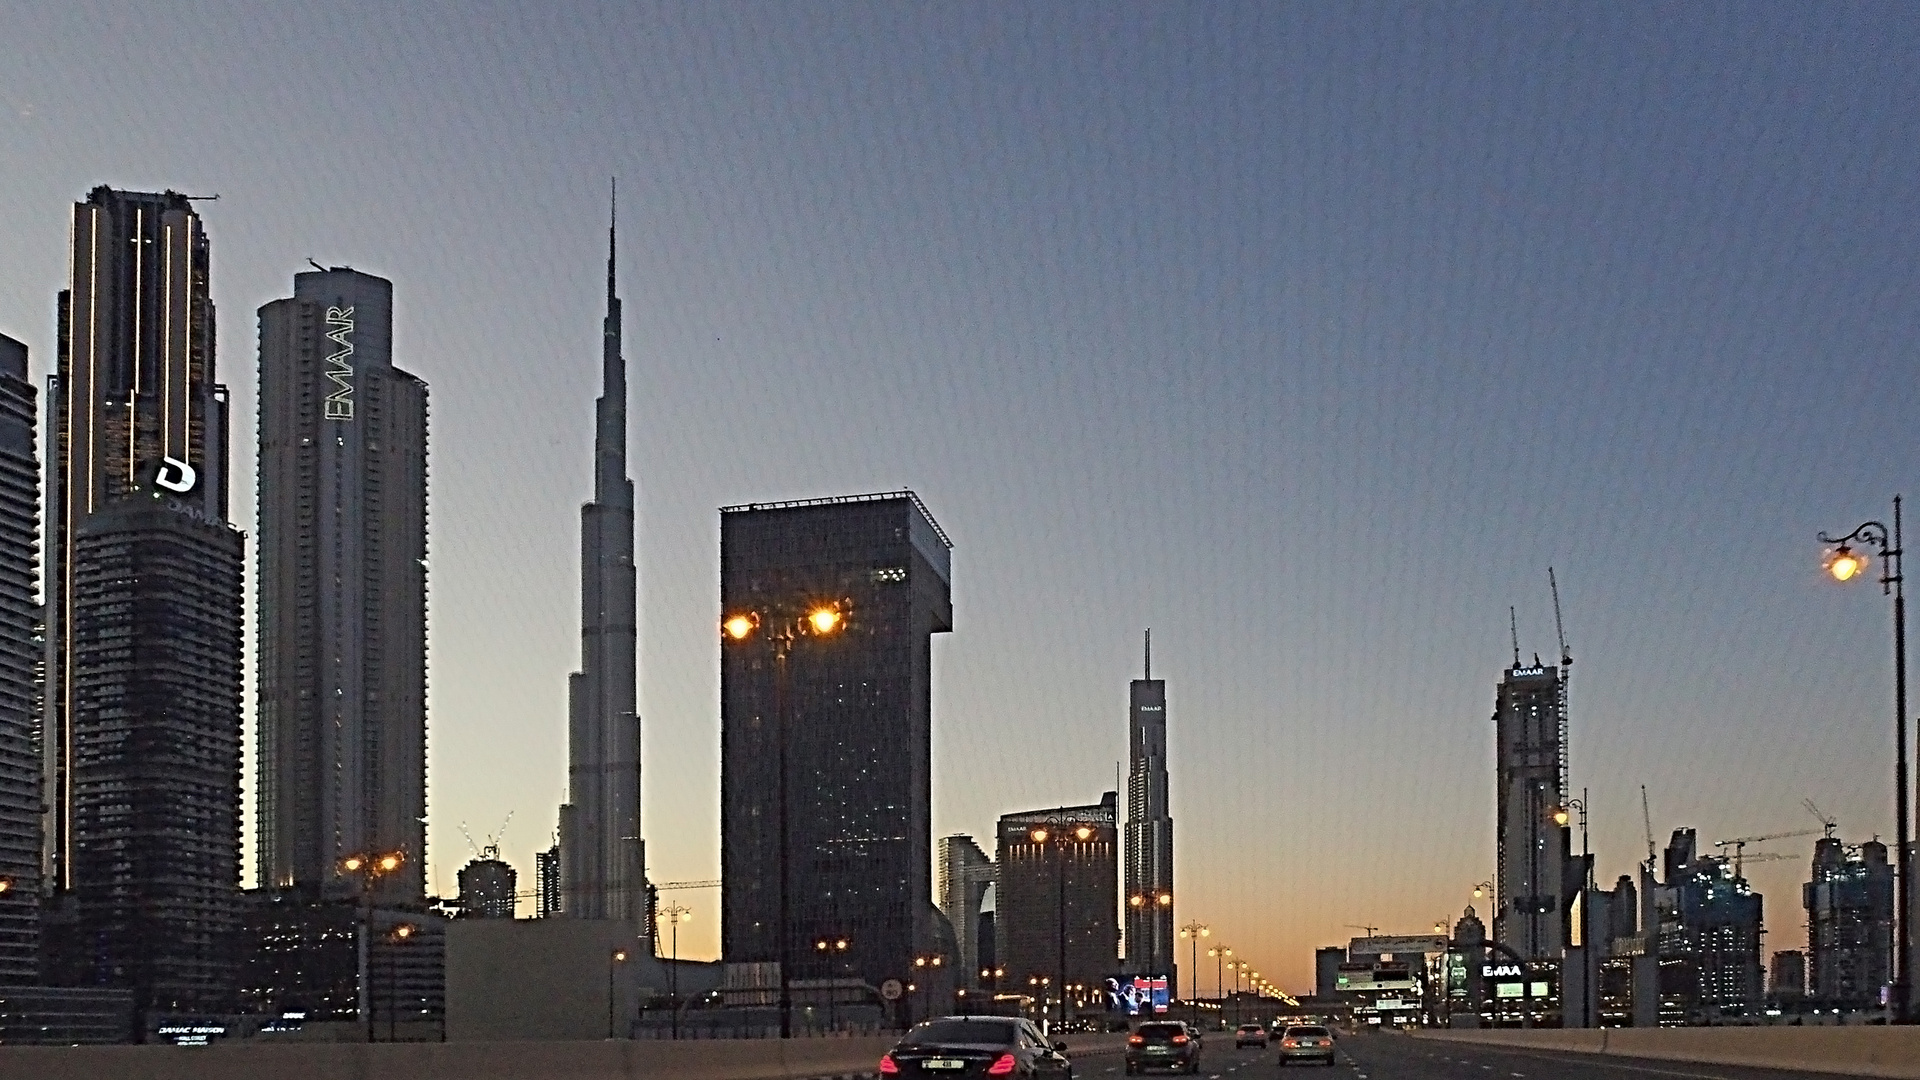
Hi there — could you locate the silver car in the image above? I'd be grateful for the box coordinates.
[1275,1024,1335,1066]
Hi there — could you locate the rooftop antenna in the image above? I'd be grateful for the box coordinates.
[1509,607,1520,667]
[1144,628,1151,680]
[607,177,617,304]
[306,258,326,273]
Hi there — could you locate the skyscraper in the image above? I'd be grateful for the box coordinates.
[257,268,428,901]
[558,189,644,927]
[996,795,1119,1004]
[44,186,244,1017]
[0,333,37,986]
[719,491,953,992]
[937,834,995,989]
[1492,659,1575,962]
[1124,632,1173,976]
[1804,835,1894,1006]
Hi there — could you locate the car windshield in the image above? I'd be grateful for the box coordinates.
[1136,1023,1186,1038]
[1286,1027,1330,1038]
[908,1019,1017,1045]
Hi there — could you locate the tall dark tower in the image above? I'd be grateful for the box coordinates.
[719,492,953,995]
[257,268,429,900]
[0,334,38,986]
[1124,631,1174,976]
[44,186,245,1018]
[1492,659,1574,962]
[558,184,645,928]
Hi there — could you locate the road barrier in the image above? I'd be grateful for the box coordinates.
[0,1031,1125,1080]
[1413,1025,1920,1078]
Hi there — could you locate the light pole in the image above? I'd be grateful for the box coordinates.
[1821,498,1910,1024]
[385,923,416,1042]
[816,936,849,1031]
[1234,961,1248,1027]
[660,902,692,1038]
[341,851,404,1044]
[608,948,630,1039]
[723,600,849,1039]
[1029,820,1094,1033]
[1178,921,1208,1026]
[913,954,944,1026]
[1208,946,1230,1012]
[1555,793,1591,888]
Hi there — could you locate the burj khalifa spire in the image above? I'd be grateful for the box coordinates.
[558,181,645,928]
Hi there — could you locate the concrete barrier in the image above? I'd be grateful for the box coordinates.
[0,1031,1125,1080]
[1413,1026,1920,1078]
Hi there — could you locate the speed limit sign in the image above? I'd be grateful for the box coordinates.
[880,978,905,1001]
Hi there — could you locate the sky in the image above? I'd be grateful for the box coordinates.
[3,1,1918,993]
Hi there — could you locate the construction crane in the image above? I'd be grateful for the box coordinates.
[1713,830,1817,877]
[1641,786,1657,875]
[1550,569,1572,800]
[656,879,722,891]
[1803,799,1839,839]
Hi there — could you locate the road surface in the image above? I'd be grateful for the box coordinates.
[1067,1031,1875,1080]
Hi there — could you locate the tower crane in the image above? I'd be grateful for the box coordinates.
[1641,786,1657,876]
[1713,830,1817,877]
[1803,799,1838,839]
[1549,569,1572,800]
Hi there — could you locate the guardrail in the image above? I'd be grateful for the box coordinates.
[1413,1026,1920,1079]
[0,1031,1127,1080]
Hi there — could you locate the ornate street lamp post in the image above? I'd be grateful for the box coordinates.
[1820,498,1910,1023]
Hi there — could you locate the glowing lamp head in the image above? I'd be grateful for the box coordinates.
[1157,892,1173,907]
[1827,547,1865,582]
[394,924,415,940]
[808,607,842,634]
[614,950,628,962]
[1073,825,1093,841]
[723,614,757,640]
[1553,808,1571,827]
[1129,894,1145,907]
[1029,827,1049,844]
[342,856,365,872]
[378,853,402,873]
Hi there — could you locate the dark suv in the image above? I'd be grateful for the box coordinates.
[1125,1020,1201,1074]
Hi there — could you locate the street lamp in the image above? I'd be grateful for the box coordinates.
[608,948,630,1039]
[1208,945,1231,1007]
[340,851,405,1043]
[384,923,416,1042]
[1030,820,1095,1033]
[1178,921,1209,1026]
[722,599,850,1038]
[1556,793,1591,888]
[659,902,692,1038]
[913,954,944,1026]
[1821,497,1910,1024]
[816,936,849,1031]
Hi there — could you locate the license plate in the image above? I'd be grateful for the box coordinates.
[922,1060,967,1071]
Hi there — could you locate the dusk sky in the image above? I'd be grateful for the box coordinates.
[4,2,1918,992]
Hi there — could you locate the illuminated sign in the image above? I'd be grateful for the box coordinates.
[1510,666,1546,677]
[324,305,355,420]
[154,455,197,494]
[1106,974,1171,1016]
[1482,964,1524,978]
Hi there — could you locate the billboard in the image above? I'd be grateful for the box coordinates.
[1106,974,1171,1016]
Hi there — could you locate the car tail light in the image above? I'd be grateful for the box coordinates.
[1171,1034,1189,1044]
[1127,1034,1144,1044]
[879,1052,900,1074]
[987,1052,1018,1075]
[1281,1039,1298,1047]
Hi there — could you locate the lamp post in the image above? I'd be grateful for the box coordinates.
[1233,961,1248,1027]
[385,923,416,1042]
[913,954,944,1026]
[1208,945,1230,1011]
[607,948,629,1038]
[1177,921,1209,1027]
[660,902,692,1038]
[723,600,849,1039]
[1555,793,1591,889]
[1029,820,1094,1033]
[816,936,849,1031]
[341,851,404,1043]
[1821,498,1910,1024]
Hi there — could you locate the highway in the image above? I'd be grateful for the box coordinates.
[1067,1032,1874,1080]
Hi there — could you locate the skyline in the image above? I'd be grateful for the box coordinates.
[3,3,1919,991]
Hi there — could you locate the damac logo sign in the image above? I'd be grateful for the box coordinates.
[154,456,197,494]
[324,306,355,420]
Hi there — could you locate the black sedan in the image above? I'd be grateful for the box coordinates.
[880,1016,1074,1077]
